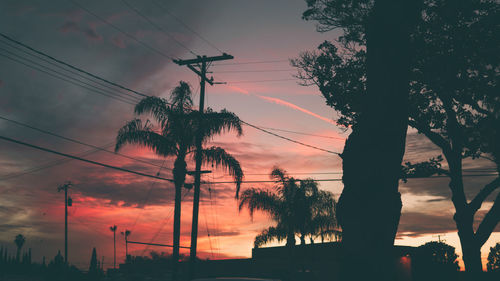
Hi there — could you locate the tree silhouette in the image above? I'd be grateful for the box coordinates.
[121,229,131,259]
[413,241,459,280]
[487,243,500,272]
[14,234,25,263]
[115,81,243,275]
[295,0,499,274]
[109,225,117,269]
[239,167,339,248]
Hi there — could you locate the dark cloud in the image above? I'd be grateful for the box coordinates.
[59,21,102,41]
[397,211,457,238]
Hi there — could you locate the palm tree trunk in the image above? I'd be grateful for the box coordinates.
[172,156,187,280]
[336,1,419,280]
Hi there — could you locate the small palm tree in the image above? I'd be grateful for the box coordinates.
[239,167,339,248]
[14,234,25,262]
[115,81,243,271]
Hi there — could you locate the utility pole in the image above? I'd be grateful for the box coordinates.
[57,182,72,265]
[109,225,117,269]
[173,53,233,280]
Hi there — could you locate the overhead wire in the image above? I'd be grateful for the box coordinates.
[0,32,150,98]
[213,59,290,66]
[0,142,115,181]
[0,116,173,171]
[0,34,341,156]
[214,69,294,73]
[0,39,141,102]
[140,188,191,256]
[150,0,225,54]
[0,51,138,105]
[241,120,341,155]
[120,0,197,56]
[226,78,297,84]
[0,135,175,182]
[69,0,175,60]
[129,159,168,233]
[259,126,346,140]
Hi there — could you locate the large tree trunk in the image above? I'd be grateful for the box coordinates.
[172,156,186,281]
[448,158,484,273]
[336,1,419,280]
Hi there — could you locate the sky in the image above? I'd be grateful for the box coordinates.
[0,0,498,271]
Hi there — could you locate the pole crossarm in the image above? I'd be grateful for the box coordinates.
[127,241,190,249]
[186,64,214,85]
[172,53,233,65]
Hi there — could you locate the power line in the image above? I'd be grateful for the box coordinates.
[0,142,114,181]
[150,0,225,54]
[258,126,346,140]
[129,159,168,233]
[0,51,138,105]
[205,179,343,184]
[214,69,294,73]
[120,0,197,56]
[226,78,297,84]
[213,59,290,66]
[69,0,174,60]
[203,173,499,185]
[0,33,344,155]
[140,189,191,256]
[243,172,344,176]
[241,120,341,155]
[0,115,172,171]
[0,39,141,102]
[0,135,175,182]
[0,32,150,98]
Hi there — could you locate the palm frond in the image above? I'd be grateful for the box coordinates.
[115,119,177,157]
[134,96,170,126]
[170,81,193,111]
[254,225,287,248]
[184,108,243,141]
[238,188,281,220]
[200,146,243,197]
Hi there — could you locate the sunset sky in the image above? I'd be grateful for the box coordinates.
[0,0,498,271]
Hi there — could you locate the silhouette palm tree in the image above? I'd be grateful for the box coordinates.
[239,168,339,248]
[14,234,25,262]
[121,230,131,258]
[109,225,117,269]
[115,81,243,271]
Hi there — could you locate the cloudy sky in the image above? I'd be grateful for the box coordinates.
[0,0,498,270]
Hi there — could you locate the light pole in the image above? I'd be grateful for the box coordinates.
[57,181,72,264]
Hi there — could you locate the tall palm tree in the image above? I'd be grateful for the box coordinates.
[121,229,131,258]
[115,81,243,275]
[14,234,25,262]
[109,225,117,269]
[239,167,339,248]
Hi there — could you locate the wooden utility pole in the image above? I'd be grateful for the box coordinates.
[173,53,233,280]
[57,182,72,264]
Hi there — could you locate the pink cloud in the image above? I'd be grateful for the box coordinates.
[223,85,337,125]
[256,95,336,125]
